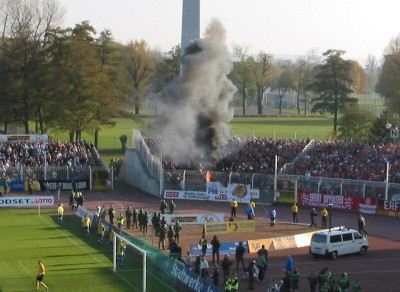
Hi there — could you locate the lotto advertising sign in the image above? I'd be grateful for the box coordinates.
[0,196,54,207]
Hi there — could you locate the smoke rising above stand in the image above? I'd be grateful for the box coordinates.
[161,19,237,168]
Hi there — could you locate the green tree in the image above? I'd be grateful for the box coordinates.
[46,21,119,141]
[369,109,399,144]
[376,52,400,114]
[123,39,155,115]
[252,51,273,115]
[230,45,256,115]
[338,103,375,142]
[271,60,295,115]
[311,49,356,135]
[0,0,63,133]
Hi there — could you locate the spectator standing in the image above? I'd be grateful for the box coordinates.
[285,254,294,273]
[247,260,256,290]
[310,208,317,228]
[132,209,138,229]
[267,278,280,292]
[28,178,34,195]
[44,181,50,196]
[352,279,362,292]
[282,271,292,292]
[308,270,318,292]
[160,200,168,214]
[291,203,299,223]
[358,214,368,236]
[174,220,182,243]
[152,212,160,236]
[321,207,328,228]
[200,256,209,279]
[100,205,106,222]
[169,200,176,214]
[257,245,268,271]
[235,241,246,271]
[159,223,167,250]
[221,254,232,283]
[255,252,267,282]
[269,208,277,226]
[230,199,238,219]
[167,226,176,248]
[55,182,61,200]
[291,267,300,290]
[338,272,351,292]
[108,205,115,225]
[125,207,132,229]
[199,235,208,257]
[69,191,75,208]
[211,235,221,264]
[246,203,255,220]
[185,250,192,269]
[211,263,220,287]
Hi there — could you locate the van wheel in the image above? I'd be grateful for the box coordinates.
[331,251,338,260]
[360,246,367,255]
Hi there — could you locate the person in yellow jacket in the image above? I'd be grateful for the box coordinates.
[321,207,328,228]
[82,215,91,236]
[224,277,232,292]
[291,203,299,223]
[97,223,105,244]
[57,203,64,224]
[118,240,127,266]
[230,273,239,291]
[117,213,125,229]
[230,199,238,219]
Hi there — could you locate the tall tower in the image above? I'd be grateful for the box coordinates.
[181,0,200,56]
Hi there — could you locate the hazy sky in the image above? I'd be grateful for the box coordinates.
[60,0,399,63]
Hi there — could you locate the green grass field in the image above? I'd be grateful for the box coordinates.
[0,208,142,292]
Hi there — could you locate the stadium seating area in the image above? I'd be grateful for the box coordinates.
[0,140,96,168]
[145,136,400,183]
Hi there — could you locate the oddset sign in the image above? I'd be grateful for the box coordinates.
[0,196,54,207]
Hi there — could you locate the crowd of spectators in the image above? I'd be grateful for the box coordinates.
[288,140,400,183]
[0,140,96,170]
[145,135,400,183]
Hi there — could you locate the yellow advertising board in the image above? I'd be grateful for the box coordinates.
[247,238,274,253]
[204,220,255,234]
[272,235,297,250]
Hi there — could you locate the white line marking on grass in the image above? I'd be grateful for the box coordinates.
[38,214,136,289]
[18,260,31,275]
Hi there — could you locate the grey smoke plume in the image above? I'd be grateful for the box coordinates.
[161,19,237,167]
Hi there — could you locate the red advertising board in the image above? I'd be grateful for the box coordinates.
[298,192,377,213]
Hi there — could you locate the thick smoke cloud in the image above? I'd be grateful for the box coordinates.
[161,19,237,168]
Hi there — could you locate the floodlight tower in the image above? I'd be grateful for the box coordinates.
[181,0,200,56]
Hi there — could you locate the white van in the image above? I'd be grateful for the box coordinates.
[309,227,368,260]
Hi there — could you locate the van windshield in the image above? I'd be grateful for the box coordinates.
[312,234,327,243]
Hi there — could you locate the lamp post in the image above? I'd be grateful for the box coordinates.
[328,203,333,229]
